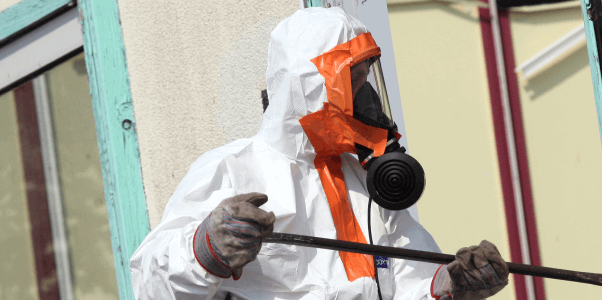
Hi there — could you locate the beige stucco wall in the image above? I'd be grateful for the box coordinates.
[0,0,21,12]
[388,2,515,299]
[509,6,602,299]
[117,0,299,227]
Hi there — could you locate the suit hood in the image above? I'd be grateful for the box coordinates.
[256,7,369,161]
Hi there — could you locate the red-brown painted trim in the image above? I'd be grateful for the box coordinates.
[478,6,528,300]
[13,82,61,300]
[498,9,546,300]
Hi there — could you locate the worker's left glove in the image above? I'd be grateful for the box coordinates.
[193,193,275,280]
[431,240,509,300]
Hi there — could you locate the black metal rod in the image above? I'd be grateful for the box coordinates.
[265,232,602,287]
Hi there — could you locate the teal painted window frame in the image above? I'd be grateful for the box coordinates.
[0,0,72,42]
[580,0,602,145]
[0,1,150,299]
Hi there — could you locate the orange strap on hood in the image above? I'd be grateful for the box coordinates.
[300,103,387,158]
[310,32,381,117]
[300,33,384,282]
[314,156,376,281]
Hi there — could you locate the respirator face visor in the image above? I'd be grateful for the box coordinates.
[350,57,395,131]
[350,57,426,211]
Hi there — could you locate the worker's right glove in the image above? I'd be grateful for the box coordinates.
[193,192,276,279]
[431,240,509,300]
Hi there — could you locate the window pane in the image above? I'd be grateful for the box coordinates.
[0,90,40,300]
[44,52,119,300]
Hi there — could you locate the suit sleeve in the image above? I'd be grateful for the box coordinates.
[386,210,441,300]
[130,153,237,300]
[130,218,224,300]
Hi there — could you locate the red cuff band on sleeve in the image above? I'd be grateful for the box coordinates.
[192,224,203,266]
[192,221,231,279]
[431,264,446,300]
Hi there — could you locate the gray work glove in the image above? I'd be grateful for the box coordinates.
[431,240,509,300]
[193,193,276,279]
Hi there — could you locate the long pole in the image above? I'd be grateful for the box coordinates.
[266,233,602,287]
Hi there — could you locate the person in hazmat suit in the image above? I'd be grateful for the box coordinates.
[130,7,509,300]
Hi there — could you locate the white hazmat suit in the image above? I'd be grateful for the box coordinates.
[130,7,442,300]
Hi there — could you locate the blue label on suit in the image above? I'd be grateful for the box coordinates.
[375,256,388,268]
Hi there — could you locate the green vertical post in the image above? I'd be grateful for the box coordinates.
[77,0,150,299]
[305,0,325,8]
[580,0,602,145]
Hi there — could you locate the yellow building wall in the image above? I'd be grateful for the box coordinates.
[509,6,602,299]
[387,2,514,300]
[0,91,40,300]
